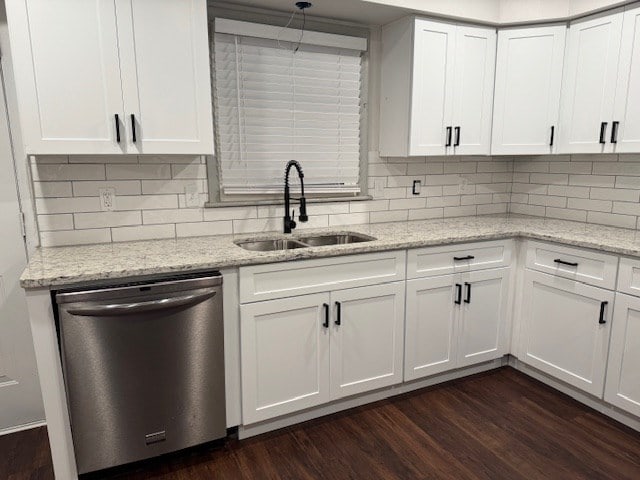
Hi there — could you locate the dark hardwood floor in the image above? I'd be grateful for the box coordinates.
[2,367,640,479]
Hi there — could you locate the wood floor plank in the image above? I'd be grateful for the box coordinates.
[2,367,639,480]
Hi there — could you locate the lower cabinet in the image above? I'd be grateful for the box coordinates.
[519,270,614,397]
[240,282,405,425]
[604,293,640,417]
[404,267,510,381]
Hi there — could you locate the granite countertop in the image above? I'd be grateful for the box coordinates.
[20,214,640,289]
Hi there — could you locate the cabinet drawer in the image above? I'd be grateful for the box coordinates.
[407,240,513,279]
[239,251,406,303]
[616,257,640,297]
[525,241,618,290]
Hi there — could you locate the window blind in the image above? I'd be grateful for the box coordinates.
[213,21,366,195]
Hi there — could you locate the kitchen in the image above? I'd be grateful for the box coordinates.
[2,0,640,478]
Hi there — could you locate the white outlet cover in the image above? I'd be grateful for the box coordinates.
[99,187,116,211]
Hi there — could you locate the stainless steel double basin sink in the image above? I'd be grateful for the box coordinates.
[235,232,376,251]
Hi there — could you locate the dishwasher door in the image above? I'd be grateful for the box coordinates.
[56,274,225,474]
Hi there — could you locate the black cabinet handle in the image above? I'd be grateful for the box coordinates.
[334,301,341,326]
[611,121,619,144]
[554,258,578,267]
[322,303,329,328]
[550,126,555,146]
[464,282,471,304]
[445,126,452,147]
[114,114,120,143]
[454,126,461,147]
[454,255,475,261]
[131,114,137,143]
[599,301,608,324]
[455,284,462,305]
[599,122,608,144]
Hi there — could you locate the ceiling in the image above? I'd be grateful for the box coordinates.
[210,0,408,26]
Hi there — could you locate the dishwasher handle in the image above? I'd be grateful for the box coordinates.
[65,291,216,317]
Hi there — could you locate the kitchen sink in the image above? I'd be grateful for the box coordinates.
[235,232,376,251]
[234,239,308,251]
[297,233,376,246]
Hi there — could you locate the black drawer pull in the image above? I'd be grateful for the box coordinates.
[554,259,578,267]
[322,303,329,328]
[445,126,452,147]
[334,301,341,326]
[599,301,608,324]
[454,255,475,261]
[611,121,619,144]
[464,282,471,304]
[454,126,461,147]
[114,114,120,143]
[455,284,462,305]
[131,114,137,143]
[599,122,608,144]
[550,125,555,146]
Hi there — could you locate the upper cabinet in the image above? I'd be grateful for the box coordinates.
[379,17,496,157]
[6,0,214,156]
[492,25,566,155]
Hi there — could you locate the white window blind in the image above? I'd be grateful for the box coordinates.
[213,20,366,195]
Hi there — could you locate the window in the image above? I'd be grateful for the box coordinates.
[210,19,368,201]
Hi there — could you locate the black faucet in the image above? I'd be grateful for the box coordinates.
[283,160,308,233]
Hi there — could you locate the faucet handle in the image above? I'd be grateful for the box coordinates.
[289,210,297,230]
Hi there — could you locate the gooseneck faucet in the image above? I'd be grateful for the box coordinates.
[284,160,308,233]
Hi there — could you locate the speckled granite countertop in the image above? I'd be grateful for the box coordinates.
[20,214,640,288]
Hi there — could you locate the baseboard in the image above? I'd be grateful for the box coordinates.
[239,357,507,439]
[0,420,46,437]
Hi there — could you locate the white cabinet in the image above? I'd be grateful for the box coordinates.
[405,267,509,381]
[612,5,640,153]
[491,25,566,155]
[519,270,614,397]
[604,293,640,417]
[330,283,405,399]
[6,0,214,155]
[241,283,404,424]
[380,17,496,157]
[558,9,624,153]
[240,293,331,425]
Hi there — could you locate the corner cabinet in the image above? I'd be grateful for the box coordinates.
[239,252,406,425]
[6,0,214,155]
[404,240,513,382]
[557,5,640,154]
[491,25,566,155]
[379,17,496,157]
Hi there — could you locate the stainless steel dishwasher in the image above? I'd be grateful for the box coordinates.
[55,273,226,474]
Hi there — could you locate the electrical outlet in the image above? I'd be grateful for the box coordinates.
[99,188,116,211]
[184,183,200,207]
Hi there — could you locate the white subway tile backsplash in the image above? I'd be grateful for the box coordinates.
[142,208,203,225]
[37,214,74,231]
[111,224,176,242]
[35,197,102,214]
[40,228,111,247]
[33,181,72,198]
[72,180,142,197]
[32,163,105,181]
[142,179,205,195]
[370,210,408,223]
[74,211,142,229]
[107,164,171,180]
[116,195,179,211]
[586,211,636,229]
[176,221,233,238]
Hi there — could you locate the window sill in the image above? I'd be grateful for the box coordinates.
[205,195,373,208]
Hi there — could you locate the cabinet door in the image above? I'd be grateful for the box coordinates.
[492,26,566,155]
[451,25,496,156]
[116,0,214,154]
[519,270,614,397]
[6,0,125,154]
[612,5,640,153]
[409,19,456,156]
[558,10,624,154]
[604,293,640,417]
[458,268,510,367]
[405,276,459,381]
[330,282,404,399]
[240,293,330,424]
